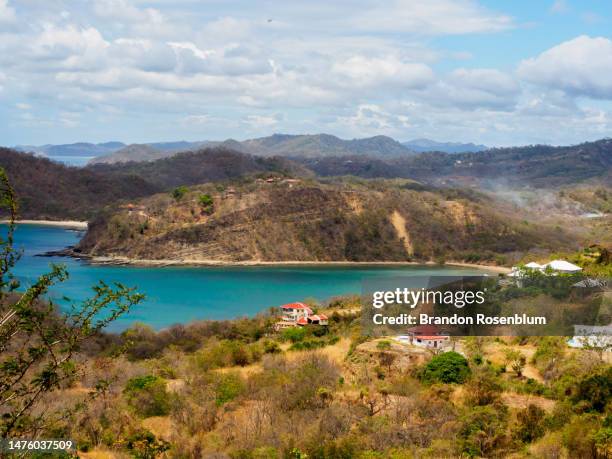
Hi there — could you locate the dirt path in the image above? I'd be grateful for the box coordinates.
[390,210,413,256]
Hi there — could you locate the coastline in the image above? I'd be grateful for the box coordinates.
[1,219,88,230]
[84,255,511,273]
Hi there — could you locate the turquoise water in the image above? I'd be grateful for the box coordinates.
[7,224,488,330]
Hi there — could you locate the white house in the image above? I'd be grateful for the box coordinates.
[274,302,328,330]
[542,260,582,273]
[509,259,582,278]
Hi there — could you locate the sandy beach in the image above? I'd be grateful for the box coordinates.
[1,219,88,230]
[86,255,511,273]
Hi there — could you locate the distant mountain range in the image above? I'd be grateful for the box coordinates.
[402,138,487,153]
[13,135,489,165]
[1,138,611,219]
[88,134,416,165]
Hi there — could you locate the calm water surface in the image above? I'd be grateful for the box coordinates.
[7,224,489,330]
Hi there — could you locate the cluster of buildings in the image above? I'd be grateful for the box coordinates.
[508,259,582,278]
[273,302,329,330]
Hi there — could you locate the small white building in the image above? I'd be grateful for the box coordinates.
[568,325,612,350]
[509,259,582,278]
[542,260,582,273]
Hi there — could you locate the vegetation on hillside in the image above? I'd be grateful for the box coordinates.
[301,138,612,188]
[0,170,610,458]
[0,148,159,220]
[0,147,303,220]
[0,169,143,438]
[77,178,578,264]
[8,293,609,458]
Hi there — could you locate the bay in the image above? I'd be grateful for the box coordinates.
[7,224,490,331]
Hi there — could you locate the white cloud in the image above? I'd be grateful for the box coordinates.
[3,1,610,146]
[0,0,15,23]
[518,36,612,99]
[348,0,513,35]
[331,56,434,89]
[243,114,281,128]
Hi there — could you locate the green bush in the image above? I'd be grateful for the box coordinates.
[282,327,308,343]
[420,351,471,384]
[214,372,245,406]
[513,404,546,443]
[124,375,171,417]
[198,194,214,214]
[122,429,170,459]
[458,405,508,457]
[172,185,189,201]
[263,340,281,354]
[572,366,612,412]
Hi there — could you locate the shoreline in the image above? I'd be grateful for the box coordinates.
[1,219,88,230]
[83,255,511,273]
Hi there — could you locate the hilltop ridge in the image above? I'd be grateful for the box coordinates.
[77,178,577,265]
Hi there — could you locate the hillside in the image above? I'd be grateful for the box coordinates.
[236,133,414,158]
[0,147,300,220]
[302,138,612,187]
[90,134,416,164]
[88,147,307,189]
[403,138,487,153]
[87,141,211,165]
[0,148,159,220]
[77,178,577,264]
[89,143,170,165]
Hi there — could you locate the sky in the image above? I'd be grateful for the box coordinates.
[1,0,612,146]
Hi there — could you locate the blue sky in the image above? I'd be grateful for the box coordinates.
[1,0,612,146]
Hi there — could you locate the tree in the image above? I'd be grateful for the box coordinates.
[504,349,526,377]
[198,194,214,214]
[171,185,189,201]
[465,366,502,406]
[513,404,546,443]
[579,334,612,362]
[0,169,144,438]
[420,351,471,384]
[378,351,396,374]
[572,366,612,412]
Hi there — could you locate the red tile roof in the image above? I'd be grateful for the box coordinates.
[280,302,313,314]
[281,302,309,309]
[296,317,308,325]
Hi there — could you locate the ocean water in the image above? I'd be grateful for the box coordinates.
[48,155,95,167]
[6,224,489,330]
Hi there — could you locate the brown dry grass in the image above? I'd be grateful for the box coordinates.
[484,341,544,382]
[501,392,556,412]
[142,416,175,440]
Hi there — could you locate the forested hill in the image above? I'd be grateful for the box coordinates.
[301,138,612,187]
[87,147,307,189]
[0,147,305,220]
[2,138,611,220]
[89,133,415,164]
[0,147,160,220]
[78,179,577,264]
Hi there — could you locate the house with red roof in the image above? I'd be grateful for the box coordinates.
[274,302,328,330]
[406,325,449,349]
